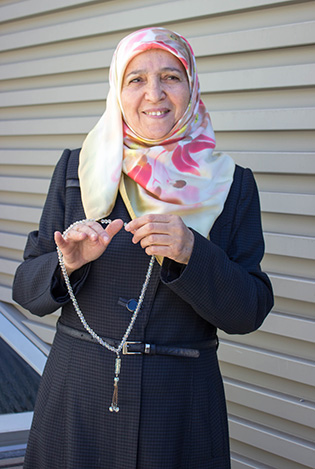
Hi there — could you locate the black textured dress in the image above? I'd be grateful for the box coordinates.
[13,149,273,469]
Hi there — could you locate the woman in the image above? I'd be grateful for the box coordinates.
[13,27,273,468]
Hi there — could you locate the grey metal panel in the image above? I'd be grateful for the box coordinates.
[211,108,315,131]
[229,416,315,468]
[224,378,315,428]
[260,311,315,342]
[260,192,315,216]
[0,0,297,51]
[230,152,315,174]
[2,108,314,136]
[218,340,315,387]
[0,176,50,194]
[190,20,315,56]
[2,64,314,107]
[2,20,314,81]
[0,0,100,23]
[264,233,315,259]
[0,204,41,223]
[0,149,60,166]
[0,286,13,303]
[269,273,315,303]
[0,233,26,251]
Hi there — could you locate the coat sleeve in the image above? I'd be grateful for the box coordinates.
[161,168,274,334]
[12,149,90,317]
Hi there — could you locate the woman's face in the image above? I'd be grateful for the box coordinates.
[121,49,190,140]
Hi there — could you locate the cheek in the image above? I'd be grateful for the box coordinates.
[177,88,190,116]
[120,90,129,113]
[121,91,137,122]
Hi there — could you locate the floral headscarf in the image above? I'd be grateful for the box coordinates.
[79,27,235,238]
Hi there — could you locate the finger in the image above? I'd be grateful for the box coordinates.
[139,233,169,250]
[142,226,194,264]
[69,222,102,241]
[102,219,124,243]
[144,244,173,258]
[54,230,87,249]
[125,214,169,233]
[127,219,172,245]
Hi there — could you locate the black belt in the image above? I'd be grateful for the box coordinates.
[57,322,218,358]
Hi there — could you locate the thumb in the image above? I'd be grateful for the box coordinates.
[102,219,124,242]
[54,231,66,249]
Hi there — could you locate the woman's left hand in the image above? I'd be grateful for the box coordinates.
[125,214,194,264]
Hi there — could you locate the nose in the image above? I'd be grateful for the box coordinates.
[144,78,165,102]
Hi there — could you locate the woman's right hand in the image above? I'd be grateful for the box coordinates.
[54,219,124,275]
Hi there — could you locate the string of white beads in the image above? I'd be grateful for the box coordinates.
[56,218,155,355]
[57,218,155,412]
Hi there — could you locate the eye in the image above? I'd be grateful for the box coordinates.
[128,77,142,84]
[164,75,180,81]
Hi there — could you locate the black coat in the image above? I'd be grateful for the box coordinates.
[13,149,273,469]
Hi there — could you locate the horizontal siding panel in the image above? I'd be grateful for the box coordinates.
[0,0,99,23]
[0,49,112,81]
[260,192,315,216]
[211,108,315,131]
[0,176,49,194]
[261,213,315,238]
[270,273,315,303]
[260,311,315,343]
[21,319,56,346]
[2,63,314,107]
[219,326,315,363]
[218,131,315,153]
[0,0,298,52]
[218,340,315,387]
[0,117,94,135]
[0,258,19,276]
[230,151,315,174]
[0,149,60,166]
[0,204,42,224]
[0,0,302,24]
[201,63,315,93]
[2,150,312,174]
[0,233,26,251]
[2,22,315,80]
[224,378,315,428]
[0,285,12,303]
[231,453,273,469]
[2,108,314,136]
[0,83,109,107]
[256,175,315,197]
[262,258,315,289]
[229,415,315,468]
[264,232,315,259]
[191,20,315,56]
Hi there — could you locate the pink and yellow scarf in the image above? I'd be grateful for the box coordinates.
[79,27,235,238]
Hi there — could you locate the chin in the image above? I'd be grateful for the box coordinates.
[142,127,173,140]
[145,133,168,140]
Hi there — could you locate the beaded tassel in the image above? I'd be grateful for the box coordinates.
[56,218,155,413]
[109,355,121,412]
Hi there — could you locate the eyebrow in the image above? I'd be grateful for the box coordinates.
[124,67,185,79]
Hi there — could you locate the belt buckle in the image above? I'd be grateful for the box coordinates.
[122,341,142,355]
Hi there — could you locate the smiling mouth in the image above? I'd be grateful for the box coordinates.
[144,110,169,116]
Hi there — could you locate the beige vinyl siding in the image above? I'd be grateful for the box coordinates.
[0,0,314,467]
